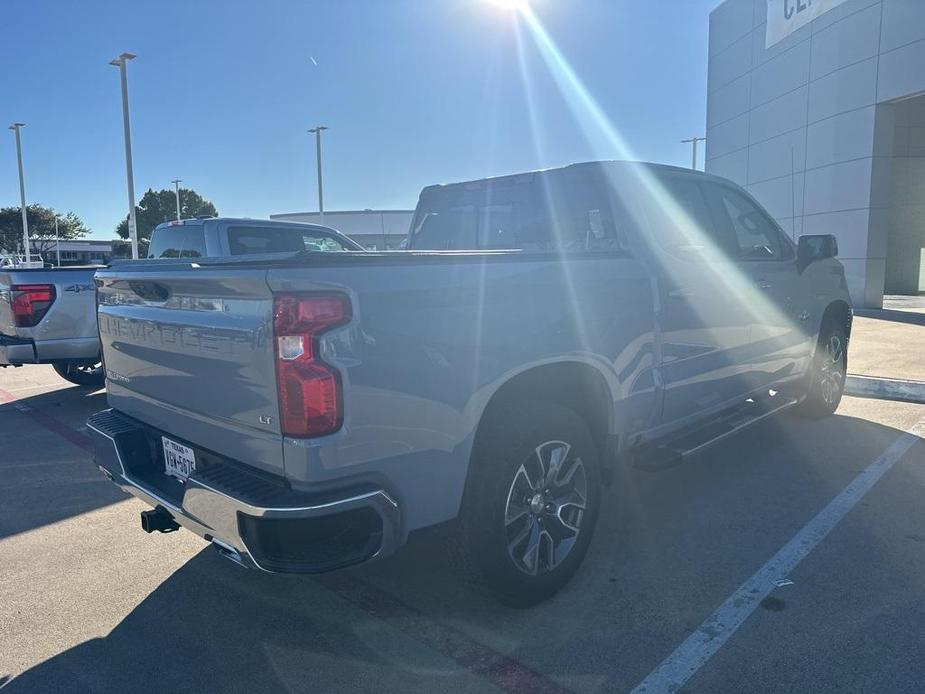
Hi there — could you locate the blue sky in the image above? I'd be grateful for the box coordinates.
[1,0,717,239]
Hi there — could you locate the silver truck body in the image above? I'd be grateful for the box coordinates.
[0,267,100,366]
[88,162,852,581]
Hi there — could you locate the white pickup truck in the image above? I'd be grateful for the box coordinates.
[0,254,45,269]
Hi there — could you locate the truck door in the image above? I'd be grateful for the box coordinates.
[641,173,754,425]
[703,182,814,391]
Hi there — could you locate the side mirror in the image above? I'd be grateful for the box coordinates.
[797,234,838,269]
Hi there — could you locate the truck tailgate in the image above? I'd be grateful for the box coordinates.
[96,265,285,475]
[0,273,15,335]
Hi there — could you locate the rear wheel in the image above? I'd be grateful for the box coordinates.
[794,323,847,418]
[53,360,105,388]
[455,401,601,607]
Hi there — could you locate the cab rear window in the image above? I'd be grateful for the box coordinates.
[147,226,206,259]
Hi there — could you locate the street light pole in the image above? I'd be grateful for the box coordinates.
[110,52,139,259]
[681,136,706,171]
[54,214,61,267]
[307,126,328,220]
[8,123,30,263]
[171,179,182,220]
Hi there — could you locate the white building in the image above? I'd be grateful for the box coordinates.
[26,238,114,265]
[706,0,925,307]
[270,209,414,250]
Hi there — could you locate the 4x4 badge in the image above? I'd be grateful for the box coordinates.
[64,284,95,294]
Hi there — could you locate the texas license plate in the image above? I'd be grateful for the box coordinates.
[162,436,196,481]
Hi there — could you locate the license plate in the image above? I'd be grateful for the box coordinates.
[162,436,196,482]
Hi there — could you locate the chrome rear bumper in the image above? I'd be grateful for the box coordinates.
[87,409,401,573]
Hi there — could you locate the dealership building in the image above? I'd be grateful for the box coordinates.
[706,0,925,307]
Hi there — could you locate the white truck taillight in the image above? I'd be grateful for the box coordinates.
[11,284,56,328]
[273,294,350,437]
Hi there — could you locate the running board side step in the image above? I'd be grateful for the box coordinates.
[633,396,799,471]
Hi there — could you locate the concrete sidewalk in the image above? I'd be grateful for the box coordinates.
[850,296,924,383]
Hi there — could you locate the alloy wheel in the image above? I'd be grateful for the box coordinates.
[503,440,588,576]
[817,334,845,406]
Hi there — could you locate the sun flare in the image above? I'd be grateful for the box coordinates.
[484,0,527,13]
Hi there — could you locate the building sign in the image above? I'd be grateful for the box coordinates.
[766,0,850,47]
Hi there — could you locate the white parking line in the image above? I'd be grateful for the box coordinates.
[632,414,925,694]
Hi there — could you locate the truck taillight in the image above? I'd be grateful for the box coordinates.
[273,294,350,438]
[11,284,56,328]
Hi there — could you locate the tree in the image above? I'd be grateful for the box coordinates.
[0,205,89,261]
[116,187,218,242]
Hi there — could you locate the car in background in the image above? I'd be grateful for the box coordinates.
[0,254,45,269]
[146,217,364,259]
[0,264,105,385]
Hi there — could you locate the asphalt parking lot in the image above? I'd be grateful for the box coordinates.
[2,364,924,693]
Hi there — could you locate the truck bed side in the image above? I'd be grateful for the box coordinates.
[94,252,656,531]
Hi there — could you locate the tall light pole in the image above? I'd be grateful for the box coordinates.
[54,214,61,267]
[307,125,328,220]
[171,178,182,220]
[110,52,139,259]
[8,123,30,263]
[681,136,706,171]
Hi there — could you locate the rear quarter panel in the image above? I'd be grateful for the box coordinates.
[268,254,656,530]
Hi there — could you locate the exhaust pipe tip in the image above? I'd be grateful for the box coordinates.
[211,538,246,567]
[140,507,180,534]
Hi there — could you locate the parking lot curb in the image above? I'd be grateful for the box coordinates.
[845,375,925,405]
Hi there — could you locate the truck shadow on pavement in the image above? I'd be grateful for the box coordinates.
[0,387,125,540]
[3,410,923,693]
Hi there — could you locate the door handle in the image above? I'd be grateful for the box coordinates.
[754,279,773,290]
[668,287,695,299]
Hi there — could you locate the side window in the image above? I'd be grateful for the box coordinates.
[647,175,735,259]
[516,177,625,252]
[413,206,476,250]
[476,204,516,248]
[229,227,297,254]
[711,186,783,260]
[227,227,349,255]
[302,233,349,252]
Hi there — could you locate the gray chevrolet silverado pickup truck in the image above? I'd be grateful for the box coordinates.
[88,161,851,605]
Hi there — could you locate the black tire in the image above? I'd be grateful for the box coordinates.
[455,400,601,607]
[53,360,105,388]
[793,323,847,418]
